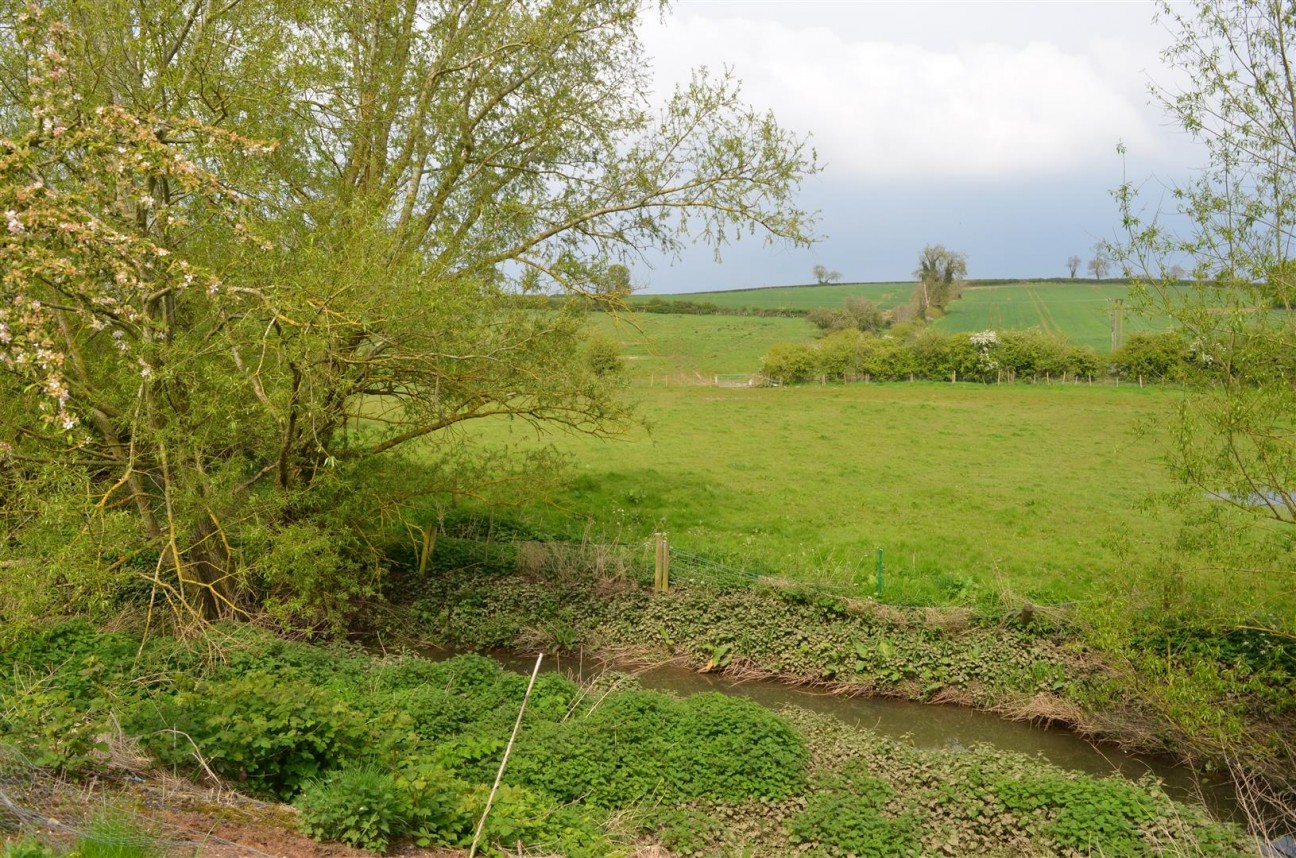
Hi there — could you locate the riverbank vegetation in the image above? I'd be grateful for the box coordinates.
[0,620,1255,857]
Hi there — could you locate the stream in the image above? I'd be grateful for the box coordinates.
[467,649,1239,820]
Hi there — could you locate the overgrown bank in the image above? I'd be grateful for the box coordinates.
[0,620,1256,857]
[393,557,1296,810]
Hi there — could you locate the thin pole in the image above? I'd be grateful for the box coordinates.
[468,653,544,858]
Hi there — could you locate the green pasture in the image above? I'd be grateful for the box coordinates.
[589,312,813,378]
[632,280,1182,353]
[634,281,912,312]
[936,282,1175,352]
[465,382,1292,611]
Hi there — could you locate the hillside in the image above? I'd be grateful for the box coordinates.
[631,279,1178,353]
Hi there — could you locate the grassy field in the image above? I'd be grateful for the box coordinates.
[633,280,1179,353]
[589,312,814,378]
[633,281,912,311]
[936,282,1175,352]
[466,381,1291,611]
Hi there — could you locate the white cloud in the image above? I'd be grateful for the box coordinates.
[641,13,1172,182]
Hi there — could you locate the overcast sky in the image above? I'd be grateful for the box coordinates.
[633,0,1202,293]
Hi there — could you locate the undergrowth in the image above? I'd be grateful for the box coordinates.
[0,620,1258,857]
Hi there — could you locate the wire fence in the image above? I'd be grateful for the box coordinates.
[511,531,1087,613]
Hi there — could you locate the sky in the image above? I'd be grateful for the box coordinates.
[633,0,1203,293]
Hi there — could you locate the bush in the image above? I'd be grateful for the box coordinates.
[297,765,412,853]
[394,762,476,848]
[762,341,818,383]
[133,672,369,800]
[584,334,623,378]
[670,692,807,800]
[1110,331,1194,381]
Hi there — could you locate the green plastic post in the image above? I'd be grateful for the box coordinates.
[876,547,883,598]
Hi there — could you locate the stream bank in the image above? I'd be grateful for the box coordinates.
[385,560,1295,826]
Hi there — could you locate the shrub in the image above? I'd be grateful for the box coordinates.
[1110,331,1194,381]
[585,334,623,377]
[394,762,475,848]
[133,672,369,800]
[762,341,818,383]
[509,690,680,806]
[296,765,411,853]
[670,692,807,800]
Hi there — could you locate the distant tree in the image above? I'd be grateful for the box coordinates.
[812,264,842,285]
[1168,263,1187,281]
[1087,245,1110,280]
[1068,255,1082,278]
[912,244,967,320]
[603,263,633,297]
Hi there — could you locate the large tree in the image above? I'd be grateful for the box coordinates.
[911,244,966,320]
[0,0,818,627]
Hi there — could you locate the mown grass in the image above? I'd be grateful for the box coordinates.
[936,282,1176,352]
[467,381,1293,611]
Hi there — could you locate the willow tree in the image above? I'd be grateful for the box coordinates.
[1113,0,1296,623]
[0,0,818,627]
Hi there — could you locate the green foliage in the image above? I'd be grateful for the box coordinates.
[584,334,624,378]
[1110,331,1196,381]
[645,809,719,855]
[669,693,808,800]
[394,762,476,848]
[132,673,368,800]
[761,340,819,383]
[0,0,816,628]
[789,761,920,857]
[760,327,1101,385]
[296,765,412,853]
[508,689,807,807]
[995,774,1157,856]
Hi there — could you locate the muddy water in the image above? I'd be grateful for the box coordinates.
[477,650,1237,819]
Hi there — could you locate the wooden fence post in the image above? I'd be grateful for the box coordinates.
[654,532,670,592]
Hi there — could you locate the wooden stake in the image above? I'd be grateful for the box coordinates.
[468,653,544,858]
[654,532,670,592]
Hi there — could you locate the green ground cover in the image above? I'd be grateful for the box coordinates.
[0,622,1250,858]
[632,281,912,312]
[464,382,1291,610]
[936,283,1175,352]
